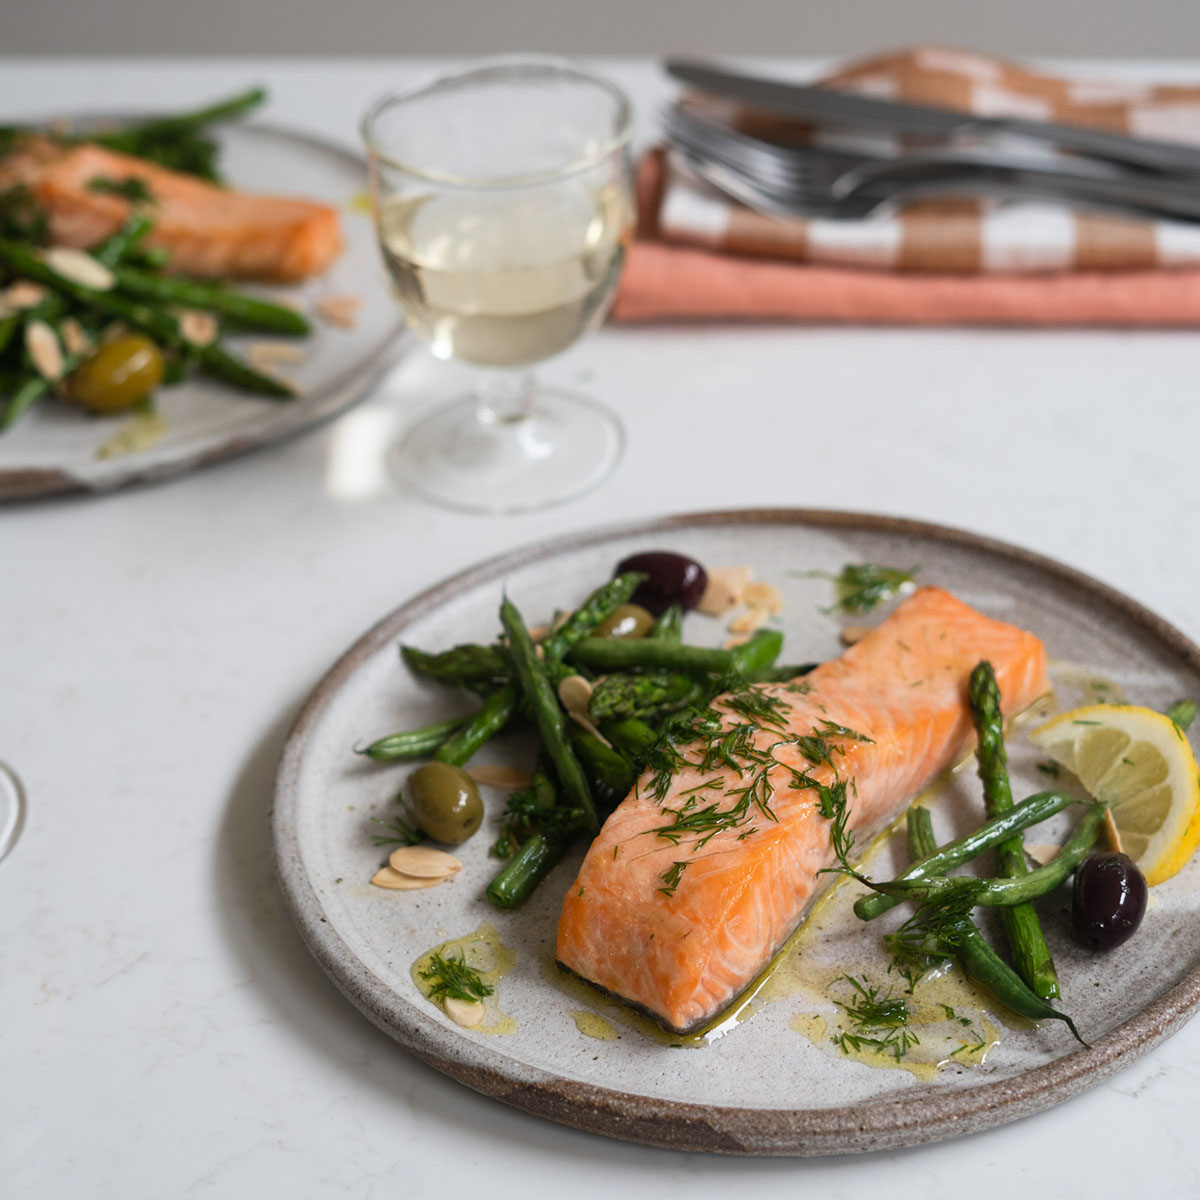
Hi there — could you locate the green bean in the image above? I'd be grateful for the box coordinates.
[355,714,469,763]
[865,802,1105,909]
[197,341,294,397]
[570,629,782,675]
[0,373,50,431]
[651,603,684,644]
[907,805,937,861]
[953,920,1085,1044]
[92,213,155,267]
[0,311,21,357]
[571,727,635,815]
[433,682,517,768]
[114,265,311,335]
[854,790,1079,920]
[746,662,819,683]
[401,643,509,688]
[605,717,660,761]
[501,598,598,834]
[970,661,1059,999]
[486,833,565,909]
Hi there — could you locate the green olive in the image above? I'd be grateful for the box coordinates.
[408,762,483,844]
[68,335,165,413]
[594,603,655,640]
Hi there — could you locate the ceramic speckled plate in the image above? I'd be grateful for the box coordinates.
[0,121,405,501]
[272,509,1200,1155]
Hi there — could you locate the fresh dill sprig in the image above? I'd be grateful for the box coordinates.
[419,949,494,1004]
[807,563,917,615]
[832,975,919,1061]
[658,860,690,896]
[369,814,422,847]
[87,174,156,204]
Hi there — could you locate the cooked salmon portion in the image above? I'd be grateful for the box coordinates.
[9,139,342,282]
[556,586,1049,1034]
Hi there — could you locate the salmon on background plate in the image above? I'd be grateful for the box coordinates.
[1,137,342,282]
[556,586,1049,1035]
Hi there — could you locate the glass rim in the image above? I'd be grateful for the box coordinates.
[360,55,634,189]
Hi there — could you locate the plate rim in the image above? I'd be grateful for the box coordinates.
[272,506,1200,1155]
[0,117,406,503]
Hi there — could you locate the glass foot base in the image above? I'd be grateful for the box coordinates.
[389,386,623,514]
[0,762,26,864]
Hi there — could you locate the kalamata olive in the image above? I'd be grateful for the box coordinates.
[1072,851,1147,951]
[615,551,708,615]
[408,762,483,844]
[68,335,165,413]
[594,603,655,640]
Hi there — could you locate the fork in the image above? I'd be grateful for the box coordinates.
[664,104,1200,222]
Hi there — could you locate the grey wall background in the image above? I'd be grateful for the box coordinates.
[5,0,1197,57]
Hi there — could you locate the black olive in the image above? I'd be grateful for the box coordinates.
[615,551,708,615]
[1072,851,1147,951]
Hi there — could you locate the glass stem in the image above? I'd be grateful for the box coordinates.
[475,369,535,426]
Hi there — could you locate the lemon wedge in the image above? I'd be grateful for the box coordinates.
[1029,704,1200,885]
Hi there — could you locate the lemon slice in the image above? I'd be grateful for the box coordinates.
[1029,704,1200,885]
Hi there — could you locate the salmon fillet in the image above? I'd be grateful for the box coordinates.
[556,586,1049,1034]
[8,138,342,282]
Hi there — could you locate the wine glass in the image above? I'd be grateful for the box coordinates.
[362,58,635,513]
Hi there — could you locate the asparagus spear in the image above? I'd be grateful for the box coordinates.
[970,661,1059,1000]
[569,628,783,675]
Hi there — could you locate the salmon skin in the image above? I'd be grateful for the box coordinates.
[556,586,1049,1035]
[3,137,342,282]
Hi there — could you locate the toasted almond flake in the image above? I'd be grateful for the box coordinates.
[467,764,533,789]
[248,340,307,368]
[840,624,872,647]
[728,607,768,635]
[316,294,363,329]
[179,309,218,347]
[557,674,594,714]
[25,320,64,382]
[3,281,47,310]
[526,624,550,642]
[743,580,783,614]
[43,246,114,291]
[722,633,752,649]
[370,865,443,890]
[1104,808,1125,854]
[534,644,545,661]
[551,609,573,632]
[698,565,753,615]
[569,710,612,747]
[1025,843,1061,867]
[388,845,462,879]
[60,317,91,356]
[444,997,486,1028]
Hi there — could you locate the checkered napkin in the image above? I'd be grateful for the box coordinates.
[612,48,1200,325]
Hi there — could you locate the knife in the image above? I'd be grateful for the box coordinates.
[666,59,1200,177]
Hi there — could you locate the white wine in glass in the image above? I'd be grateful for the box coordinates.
[363,59,635,513]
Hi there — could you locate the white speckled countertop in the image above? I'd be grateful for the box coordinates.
[4,56,1200,1199]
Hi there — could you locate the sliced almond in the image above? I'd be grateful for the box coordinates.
[467,764,533,790]
[840,624,872,647]
[2,281,47,310]
[569,710,612,747]
[526,624,550,642]
[388,845,462,879]
[557,674,594,715]
[43,246,114,291]
[178,310,218,347]
[743,580,783,614]
[728,607,768,635]
[698,565,753,615]
[316,294,363,329]
[247,340,307,368]
[443,997,486,1028]
[25,320,64,382]
[1103,808,1125,854]
[370,865,443,890]
[722,633,752,650]
[60,317,91,357]
[1025,843,1061,867]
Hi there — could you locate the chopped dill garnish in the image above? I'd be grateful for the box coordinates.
[832,976,918,1061]
[658,860,690,896]
[808,563,917,615]
[419,950,494,1004]
[1167,699,1198,734]
[87,174,156,204]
